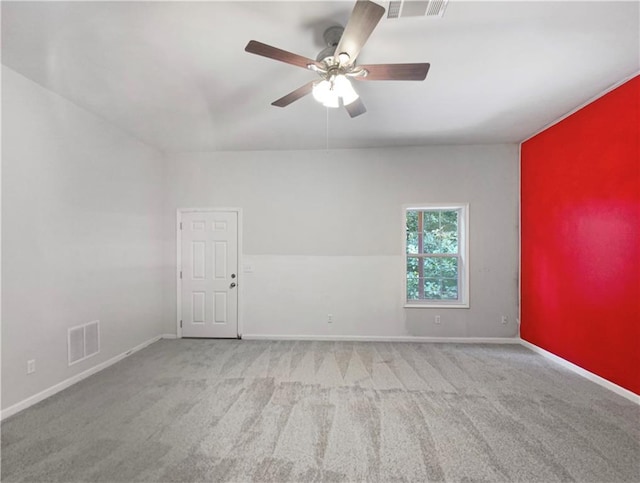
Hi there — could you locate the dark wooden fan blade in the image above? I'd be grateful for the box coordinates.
[335,0,385,65]
[345,98,367,118]
[245,40,320,69]
[356,63,430,81]
[271,81,316,108]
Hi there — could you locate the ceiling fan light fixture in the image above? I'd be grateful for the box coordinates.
[334,75,359,106]
[312,80,339,108]
[323,95,340,108]
[313,76,359,108]
[338,52,351,65]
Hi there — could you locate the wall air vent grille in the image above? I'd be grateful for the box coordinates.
[68,327,85,365]
[68,320,101,366]
[84,321,100,358]
[387,0,449,18]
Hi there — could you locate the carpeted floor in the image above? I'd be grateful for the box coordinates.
[1,340,639,482]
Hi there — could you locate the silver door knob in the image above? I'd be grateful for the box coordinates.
[230,282,236,288]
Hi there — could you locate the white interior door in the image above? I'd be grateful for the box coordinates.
[180,211,238,338]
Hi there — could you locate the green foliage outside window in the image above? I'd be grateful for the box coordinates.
[406,210,460,301]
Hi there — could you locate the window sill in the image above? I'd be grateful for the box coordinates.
[404,303,469,309]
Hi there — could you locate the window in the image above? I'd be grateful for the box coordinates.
[404,204,469,307]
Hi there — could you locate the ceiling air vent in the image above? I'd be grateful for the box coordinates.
[387,0,449,19]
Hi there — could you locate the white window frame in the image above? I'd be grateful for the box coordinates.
[403,203,470,308]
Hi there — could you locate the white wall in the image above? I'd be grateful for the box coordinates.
[166,144,519,338]
[1,67,168,410]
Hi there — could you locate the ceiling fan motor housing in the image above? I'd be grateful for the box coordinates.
[316,26,344,62]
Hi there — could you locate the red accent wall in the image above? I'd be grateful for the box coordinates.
[521,75,640,395]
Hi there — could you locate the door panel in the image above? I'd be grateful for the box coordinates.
[181,211,238,338]
[214,292,227,323]
[213,241,227,279]
[192,292,206,323]
[192,241,206,279]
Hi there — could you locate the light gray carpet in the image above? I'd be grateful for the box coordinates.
[1,340,639,482]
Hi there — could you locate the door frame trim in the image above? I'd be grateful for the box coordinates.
[176,207,243,339]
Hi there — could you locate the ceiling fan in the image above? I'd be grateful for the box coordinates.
[245,0,430,118]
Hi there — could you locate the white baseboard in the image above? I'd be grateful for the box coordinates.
[0,334,163,421]
[241,334,521,344]
[519,339,640,404]
[161,333,177,339]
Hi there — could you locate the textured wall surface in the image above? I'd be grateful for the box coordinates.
[521,75,639,394]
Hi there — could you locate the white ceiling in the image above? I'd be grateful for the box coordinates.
[2,1,638,153]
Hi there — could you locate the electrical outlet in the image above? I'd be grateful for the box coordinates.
[501,315,508,325]
[327,314,333,324]
[27,359,36,375]
[434,315,441,324]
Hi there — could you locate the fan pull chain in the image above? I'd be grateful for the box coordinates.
[325,106,329,150]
